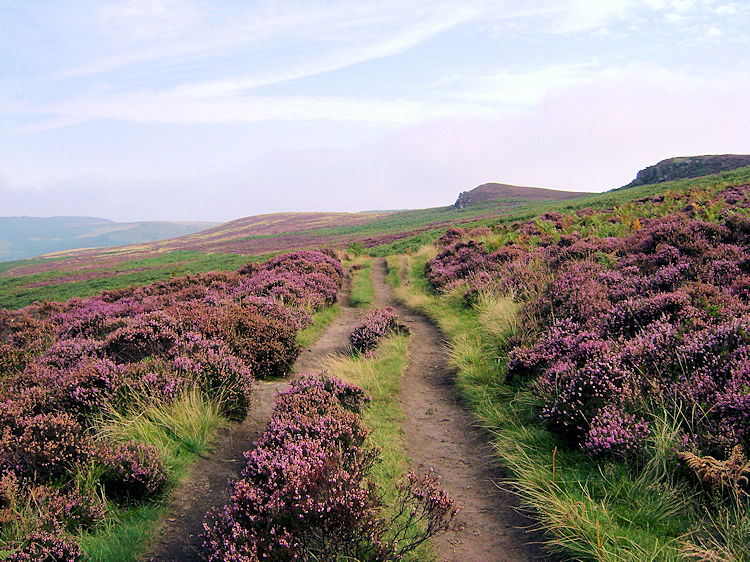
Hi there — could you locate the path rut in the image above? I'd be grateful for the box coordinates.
[143,277,363,561]
[371,259,549,562]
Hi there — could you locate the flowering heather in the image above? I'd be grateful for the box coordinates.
[583,404,651,457]
[7,531,85,562]
[426,240,495,291]
[103,311,182,363]
[232,250,343,310]
[349,307,408,353]
[0,412,93,482]
[440,183,750,460]
[203,373,457,560]
[97,440,169,504]
[121,359,189,403]
[173,339,253,420]
[203,374,380,560]
[41,337,104,369]
[0,248,348,540]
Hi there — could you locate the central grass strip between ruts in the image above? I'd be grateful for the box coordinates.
[325,333,436,561]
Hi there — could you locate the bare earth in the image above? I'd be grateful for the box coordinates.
[371,259,550,562]
[144,262,550,561]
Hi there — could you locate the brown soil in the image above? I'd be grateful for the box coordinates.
[142,275,363,561]
[371,259,551,562]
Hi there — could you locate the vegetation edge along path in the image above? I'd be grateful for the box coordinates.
[371,258,551,562]
[142,275,365,562]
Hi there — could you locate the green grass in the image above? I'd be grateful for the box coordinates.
[80,389,227,561]
[349,260,374,308]
[325,333,435,561]
[393,252,698,561]
[296,303,341,349]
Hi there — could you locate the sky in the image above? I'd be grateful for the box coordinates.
[1,0,749,222]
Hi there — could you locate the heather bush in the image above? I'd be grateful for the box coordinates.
[349,307,408,353]
[173,340,253,420]
[0,412,93,482]
[583,404,651,457]
[180,303,299,379]
[96,440,169,504]
[120,358,189,404]
[203,374,457,561]
[7,531,85,562]
[41,337,103,370]
[425,240,494,291]
[40,357,120,420]
[103,311,181,363]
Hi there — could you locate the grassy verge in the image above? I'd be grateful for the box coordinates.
[393,250,696,561]
[325,333,435,561]
[79,389,227,561]
[349,260,374,308]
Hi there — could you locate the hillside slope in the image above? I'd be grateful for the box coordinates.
[622,154,750,188]
[0,216,218,261]
[454,183,590,208]
[0,183,583,307]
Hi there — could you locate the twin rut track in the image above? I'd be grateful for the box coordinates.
[143,260,549,562]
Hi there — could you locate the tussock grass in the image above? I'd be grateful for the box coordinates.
[297,303,341,349]
[325,333,435,561]
[97,388,227,474]
[393,254,699,561]
[82,388,227,561]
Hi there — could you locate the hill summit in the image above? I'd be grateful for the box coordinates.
[454,183,590,209]
[623,154,750,188]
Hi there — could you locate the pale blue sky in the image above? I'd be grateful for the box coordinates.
[1,0,749,221]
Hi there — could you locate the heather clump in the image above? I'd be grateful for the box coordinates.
[7,531,85,562]
[96,440,169,504]
[349,307,408,353]
[203,373,458,561]
[173,340,253,420]
[425,240,496,291]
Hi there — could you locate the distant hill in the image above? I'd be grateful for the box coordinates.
[0,216,219,261]
[623,154,750,188]
[454,183,591,209]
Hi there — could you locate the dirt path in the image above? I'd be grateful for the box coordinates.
[371,259,550,562]
[143,276,363,561]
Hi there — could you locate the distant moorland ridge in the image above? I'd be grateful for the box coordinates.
[623,154,750,188]
[0,216,219,261]
[454,183,591,209]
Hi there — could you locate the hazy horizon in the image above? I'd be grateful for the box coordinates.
[2,1,749,222]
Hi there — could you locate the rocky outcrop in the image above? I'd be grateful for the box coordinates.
[623,155,750,188]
